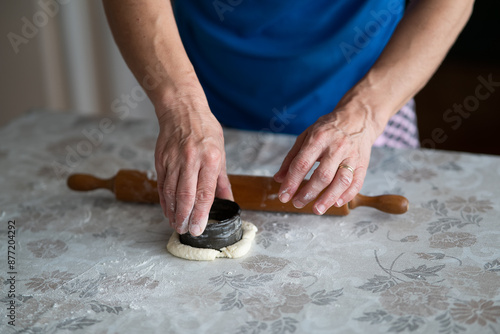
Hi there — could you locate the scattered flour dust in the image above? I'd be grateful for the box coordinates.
[166,222,257,261]
[146,170,157,181]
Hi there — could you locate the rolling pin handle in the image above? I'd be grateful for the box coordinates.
[67,174,115,193]
[349,194,409,214]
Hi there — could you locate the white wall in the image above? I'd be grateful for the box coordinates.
[0,0,156,126]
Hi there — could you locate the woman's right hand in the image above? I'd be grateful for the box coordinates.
[154,91,233,237]
[103,0,233,236]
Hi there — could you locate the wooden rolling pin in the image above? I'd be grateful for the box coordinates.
[67,170,409,215]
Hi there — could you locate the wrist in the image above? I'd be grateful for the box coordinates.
[335,75,399,142]
[333,98,384,145]
[152,72,210,122]
[150,68,203,105]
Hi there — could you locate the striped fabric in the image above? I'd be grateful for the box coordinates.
[373,99,420,148]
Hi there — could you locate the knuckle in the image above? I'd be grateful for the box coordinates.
[155,148,171,165]
[312,129,328,144]
[337,137,348,147]
[291,158,310,174]
[203,150,222,166]
[314,168,335,184]
[182,150,197,166]
[180,142,199,163]
[163,188,176,200]
[176,190,195,202]
[350,178,364,193]
[333,138,349,152]
[304,136,324,154]
[196,188,214,204]
[337,174,352,188]
[155,153,176,173]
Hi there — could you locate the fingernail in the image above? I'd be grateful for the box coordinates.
[316,204,326,215]
[293,199,305,209]
[280,192,290,203]
[190,225,202,236]
[336,199,344,207]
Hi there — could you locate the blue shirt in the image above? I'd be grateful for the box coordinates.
[173,0,405,135]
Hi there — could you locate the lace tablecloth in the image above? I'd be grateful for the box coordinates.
[1,110,500,333]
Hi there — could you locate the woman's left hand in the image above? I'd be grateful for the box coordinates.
[273,106,379,214]
[273,0,475,214]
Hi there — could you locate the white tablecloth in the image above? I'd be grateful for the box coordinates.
[1,110,500,333]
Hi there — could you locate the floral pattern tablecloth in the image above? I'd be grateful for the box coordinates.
[1,110,500,334]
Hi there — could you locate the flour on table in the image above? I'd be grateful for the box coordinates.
[166,221,258,261]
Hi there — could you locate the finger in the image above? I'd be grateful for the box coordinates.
[215,161,233,201]
[155,158,170,220]
[273,133,306,183]
[291,157,338,209]
[336,166,366,207]
[163,168,179,229]
[156,174,167,217]
[277,140,322,203]
[188,165,218,236]
[174,167,198,235]
[312,161,355,215]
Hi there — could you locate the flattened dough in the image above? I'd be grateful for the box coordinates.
[166,221,258,261]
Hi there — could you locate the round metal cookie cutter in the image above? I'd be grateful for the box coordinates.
[179,198,243,250]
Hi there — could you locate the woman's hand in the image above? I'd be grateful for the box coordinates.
[274,106,378,214]
[273,0,475,214]
[154,93,233,236]
[103,0,233,236]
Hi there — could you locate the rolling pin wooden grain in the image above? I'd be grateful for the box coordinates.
[67,170,409,215]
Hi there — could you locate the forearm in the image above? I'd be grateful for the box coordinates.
[102,0,202,114]
[339,0,474,138]
[104,1,231,236]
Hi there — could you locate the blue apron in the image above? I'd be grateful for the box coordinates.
[173,0,404,134]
